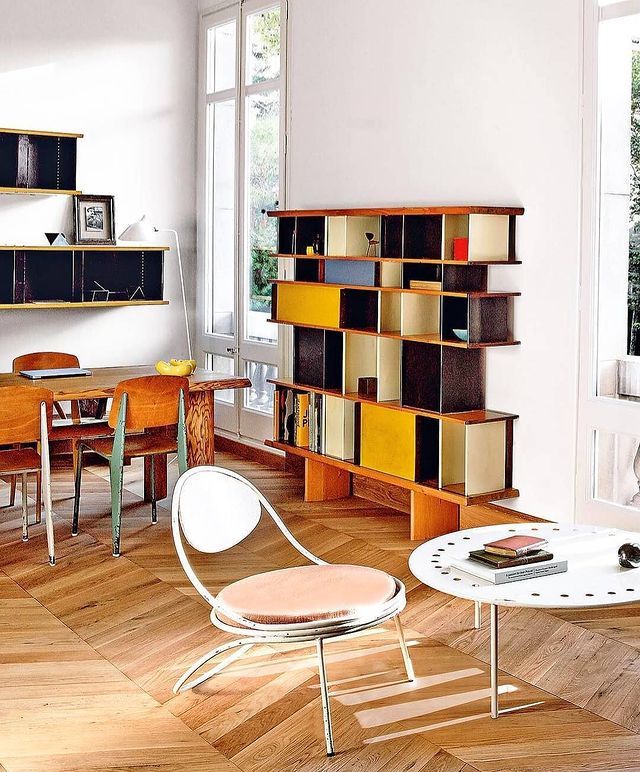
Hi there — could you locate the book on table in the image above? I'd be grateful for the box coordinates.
[483,535,548,557]
[450,554,568,584]
[468,548,553,569]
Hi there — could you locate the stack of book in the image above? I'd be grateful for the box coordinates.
[450,535,568,584]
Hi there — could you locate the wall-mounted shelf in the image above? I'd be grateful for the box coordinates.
[0,300,168,310]
[0,128,83,195]
[0,246,169,307]
[267,204,523,540]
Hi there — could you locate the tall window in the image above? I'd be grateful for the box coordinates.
[200,1,285,442]
[578,0,640,526]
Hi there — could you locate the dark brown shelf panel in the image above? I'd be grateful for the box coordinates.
[268,376,518,425]
[266,439,519,507]
[268,318,521,349]
[274,253,522,265]
[268,206,525,217]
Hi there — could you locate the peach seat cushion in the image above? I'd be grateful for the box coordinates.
[216,564,397,625]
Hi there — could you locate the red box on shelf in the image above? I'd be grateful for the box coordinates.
[453,237,469,261]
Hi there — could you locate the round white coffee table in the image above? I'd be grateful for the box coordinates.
[409,522,640,717]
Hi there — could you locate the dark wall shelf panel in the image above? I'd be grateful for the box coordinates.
[293,326,343,390]
[0,129,81,193]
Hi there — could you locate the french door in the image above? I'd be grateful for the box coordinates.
[198,0,286,442]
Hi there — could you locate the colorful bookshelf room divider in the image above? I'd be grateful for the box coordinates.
[266,205,523,540]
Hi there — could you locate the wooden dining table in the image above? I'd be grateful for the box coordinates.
[0,365,251,500]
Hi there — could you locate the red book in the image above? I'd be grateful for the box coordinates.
[483,535,547,557]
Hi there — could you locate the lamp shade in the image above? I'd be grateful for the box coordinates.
[119,214,156,241]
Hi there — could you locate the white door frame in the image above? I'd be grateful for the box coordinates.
[576,0,640,528]
[197,0,288,440]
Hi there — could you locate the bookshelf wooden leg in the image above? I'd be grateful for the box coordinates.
[304,458,351,502]
[410,491,459,540]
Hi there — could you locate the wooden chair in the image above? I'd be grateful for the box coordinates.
[72,375,189,557]
[12,352,110,481]
[171,466,414,757]
[0,386,55,565]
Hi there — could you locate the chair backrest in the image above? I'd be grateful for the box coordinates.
[12,351,80,372]
[109,375,189,431]
[0,386,53,444]
[171,466,324,608]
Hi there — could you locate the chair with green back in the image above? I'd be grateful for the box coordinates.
[72,375,189,557]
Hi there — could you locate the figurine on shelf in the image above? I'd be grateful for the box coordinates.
[312,234,321,255]
[365,231,379,257]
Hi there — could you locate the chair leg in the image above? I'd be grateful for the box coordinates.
[173,641,255,694]
[9,475,16,507]
[72,445,84,536]
[394,615,415,682]
[110,457,124,557]
[150,455,157,524]
[21,472,29,542]
[316,639,335,757]
[35,471,42,525]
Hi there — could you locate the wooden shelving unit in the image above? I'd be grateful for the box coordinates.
[0,246,169,308]
[0,128,83,194]
[268,205,523,540]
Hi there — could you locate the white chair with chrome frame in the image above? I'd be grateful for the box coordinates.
[171,465,415,757]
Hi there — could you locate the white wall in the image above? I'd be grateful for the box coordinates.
[0,0,198,369]
[287,0,583,521]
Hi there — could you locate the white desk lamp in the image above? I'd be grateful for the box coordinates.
[119,215,193,360]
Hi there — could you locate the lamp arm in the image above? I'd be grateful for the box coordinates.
[156,228,193,361]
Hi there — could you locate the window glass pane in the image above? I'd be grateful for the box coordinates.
[205,353,235,404]
[597,16,640,398]
[207,21,236,93]
[206,99,236,336]
[244,360,276,413]
[594,429,640,509]
[246,7,280,85]
[245,90,279,344]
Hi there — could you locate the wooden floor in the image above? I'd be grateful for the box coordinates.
[3,451,640,771]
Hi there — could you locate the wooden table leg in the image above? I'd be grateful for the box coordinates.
[144,454,167,502]
[186,390,215,467]
[410,490,459,540]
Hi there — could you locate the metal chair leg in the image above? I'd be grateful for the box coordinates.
[72,445,84,536]
[21,472,29,541]
[173,641,255,694]
[394,615,415,682]
[110,457,124,557]
[150,455,157,524]
[316,639,335,756]
[490,603,499,718]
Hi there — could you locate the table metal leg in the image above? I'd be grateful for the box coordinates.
[474,600,482,629]
[490,603,499,718]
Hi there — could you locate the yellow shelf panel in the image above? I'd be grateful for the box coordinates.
[275,283,341,328]
[360,403,417,481]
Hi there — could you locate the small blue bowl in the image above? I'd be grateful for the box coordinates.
[453,328,469,342]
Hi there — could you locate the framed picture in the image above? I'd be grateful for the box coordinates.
[73,194,116,245]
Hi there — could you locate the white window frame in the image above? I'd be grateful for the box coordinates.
[196,0,290,443]
[577,0,640,527]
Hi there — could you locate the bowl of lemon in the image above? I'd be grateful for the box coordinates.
[155,359,197,376]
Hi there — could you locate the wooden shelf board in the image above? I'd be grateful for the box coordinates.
[272,279,520,299]
[0,244,170,252]
[0,187,82,196]
[268,318,521,349]
[274,253,522,266]
[269,376,518,425]
[0,301,169,310]
[0,127,84,138]
[268,206,524,217]
[266,439,519,506]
